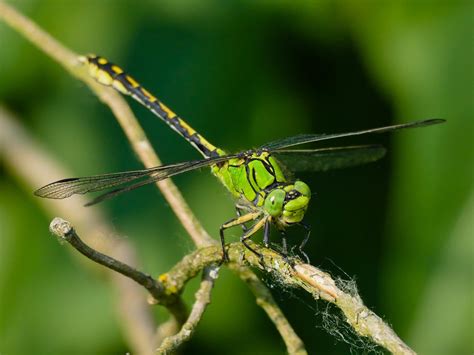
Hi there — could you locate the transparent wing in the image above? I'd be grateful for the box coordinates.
[262,119,445,150]
[34,154,235,206]
[273,145,386,172]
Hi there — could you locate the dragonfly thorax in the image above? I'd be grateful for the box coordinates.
[264,181,311,226]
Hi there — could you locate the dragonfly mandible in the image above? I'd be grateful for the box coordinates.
[35,55,445,262]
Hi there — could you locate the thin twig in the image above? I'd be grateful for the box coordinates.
[49,217,188,323]
[49,218,162,301]
[154,319,181,350]
[0,3,304,353]
[157,266,219,354]
[233,265,307,355]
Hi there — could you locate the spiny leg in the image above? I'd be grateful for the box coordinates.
[235,206,248,232]
[241,217,268,264]
[271,228,293,265]
[279,229,289,257]
[263,219,271,248]
[219,212,261,263]
[298,222,311,264]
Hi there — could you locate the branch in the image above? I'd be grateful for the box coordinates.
[151,243,416,355]
[49,212,414,354]
[49,218,188,322]
[294,264,415,355]
[50,219,160,303]
[232,264,307,355]
[49,216,307,354]
[157,266,218,354]
[49,216,214,353]
[0,3,304,353]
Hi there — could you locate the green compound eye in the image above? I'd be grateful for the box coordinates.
[284,195,310,212]
[264,189,286,217]
[294,181,311,197]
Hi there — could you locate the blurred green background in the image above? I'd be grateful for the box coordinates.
[0,0,472,354]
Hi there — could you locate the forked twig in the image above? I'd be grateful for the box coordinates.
[50,217,307,354]
[145,240,416,355]
[49,218,187,322]
[49,216,414,355]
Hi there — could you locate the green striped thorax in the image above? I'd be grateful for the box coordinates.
[212,149,311,226]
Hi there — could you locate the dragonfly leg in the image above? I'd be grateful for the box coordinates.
[272,229,293,265]
[219,212,261,263]
[297,222,311,264]
[278,229,288,256]
[235,207,248,232]
[218,227,228,263]
[241,218,267,265]
[263,219,271,248]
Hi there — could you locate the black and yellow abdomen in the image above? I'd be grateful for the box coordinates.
[81,55,291,206]
[82,55,224,158]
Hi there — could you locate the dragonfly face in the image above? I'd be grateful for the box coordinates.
[264,180,311,226]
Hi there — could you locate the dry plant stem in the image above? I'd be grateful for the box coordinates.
[154,319,181,350]
[0,107,157,355]
[49,217,187,325]
[0,3,304,353]
[157,266,219,354]
[49,216,306,355]
[159,244,416,355]
[294,264,416,355]
[46,211,413,355]
[233,265,307,355]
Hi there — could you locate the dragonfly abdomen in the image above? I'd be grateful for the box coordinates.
[83,55,222,158]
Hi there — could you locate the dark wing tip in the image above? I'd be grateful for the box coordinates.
[416,118,446,126]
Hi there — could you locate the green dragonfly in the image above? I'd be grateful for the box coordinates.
[35,55,445,262]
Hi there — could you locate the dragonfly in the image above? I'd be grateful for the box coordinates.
[35,54,445,262]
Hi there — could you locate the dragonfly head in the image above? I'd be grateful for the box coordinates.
[264,181,311,226]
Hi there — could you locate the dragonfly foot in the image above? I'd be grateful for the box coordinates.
[297,222,311,264]
[281,252,295,267]
[241,239,266,268]
[220,248,230,264]
[300,250,310,264]
[290,245,310,264]
[271,243,293,265]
